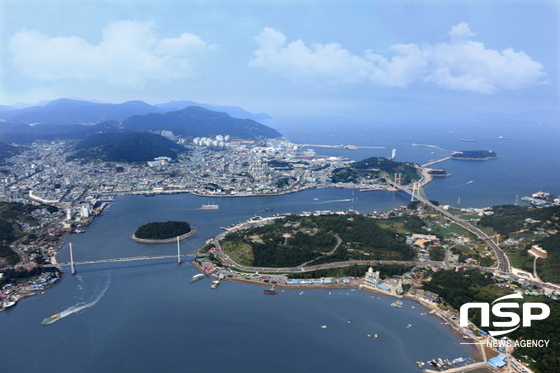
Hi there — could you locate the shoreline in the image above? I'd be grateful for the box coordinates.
[208,270,489,371]
[131,227,198,243]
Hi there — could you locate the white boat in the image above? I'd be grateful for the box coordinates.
[189,274,205,283]
[210,279,221,289]
[201,204,219,210]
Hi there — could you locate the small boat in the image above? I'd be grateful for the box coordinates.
[320,325,327,329]
[263,286,277,295]
[189,274,205,283]
[201,204,219,210]
[460,139,476,142]
[406,324,413,329]
[210,280,221,289]
[41,314,60,325]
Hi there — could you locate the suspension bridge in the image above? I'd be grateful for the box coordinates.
[51,236,206,274]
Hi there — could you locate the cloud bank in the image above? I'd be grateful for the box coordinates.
[249,23,546,93]
[8,20,213,86]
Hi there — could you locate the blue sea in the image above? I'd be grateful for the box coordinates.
[2,120,558,373]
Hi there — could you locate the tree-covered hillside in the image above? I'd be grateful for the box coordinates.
[220,214,414,268]
[122,106,281,139]
[479,205,560,283]
[69,132,186,163]
[134,221,191,240]
[331,156,420,184]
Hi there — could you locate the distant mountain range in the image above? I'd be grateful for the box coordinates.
[0,98,270,124]
[0,98,280,144]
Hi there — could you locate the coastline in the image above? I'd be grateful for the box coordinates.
[130,227,198,243]
[202,267,489,371]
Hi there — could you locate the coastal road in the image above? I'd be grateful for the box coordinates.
[386,180,511,273]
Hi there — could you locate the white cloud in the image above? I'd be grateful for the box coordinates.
[249,24,545,93]
[8,20,213,86]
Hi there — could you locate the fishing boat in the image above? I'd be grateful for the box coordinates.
[41,314,60,325]
[263,284,277,295]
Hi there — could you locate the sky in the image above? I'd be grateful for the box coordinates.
[0,0,558,122]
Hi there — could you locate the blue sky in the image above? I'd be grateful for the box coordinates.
[0,0,558,121]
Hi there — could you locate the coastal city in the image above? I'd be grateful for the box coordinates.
[1,2,559,373]
[1,136,559,373]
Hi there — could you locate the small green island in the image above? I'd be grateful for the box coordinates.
[132,221,194,243]
[451,150,498,160]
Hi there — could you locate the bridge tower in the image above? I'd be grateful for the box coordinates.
[176,236,182,264]
[69,242,76,275]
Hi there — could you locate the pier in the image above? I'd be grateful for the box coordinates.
[299,143,385,150]
[422,361,487,373]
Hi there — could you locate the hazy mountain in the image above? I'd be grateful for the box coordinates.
[0,98,273,126]
[121,106,282,139]
[0,98,160,124]
[154,101,271,121]
[69,132,186,163]
[0,121,120,144]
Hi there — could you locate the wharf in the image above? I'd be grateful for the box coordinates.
[422,361,487,373]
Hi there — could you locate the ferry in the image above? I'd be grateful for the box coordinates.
[41,314,60,325]
[189,274,205,283]
[201,204,219,210]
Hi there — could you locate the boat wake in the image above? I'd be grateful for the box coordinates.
[455,180,474,188]
[314,198,352,204]
[48,276,111,323]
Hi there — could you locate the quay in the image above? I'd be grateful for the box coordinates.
[422,361,487,373]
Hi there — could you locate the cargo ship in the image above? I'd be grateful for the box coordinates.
[42,314,60,325]
[189,274,205,283]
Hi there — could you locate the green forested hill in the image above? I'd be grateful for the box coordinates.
[69,132,186,163]
[122,106,281,139]
[134,221,191,240]
[331,156,420,184]
[479,205,560,283]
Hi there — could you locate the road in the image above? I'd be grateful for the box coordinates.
[386,179,511,273]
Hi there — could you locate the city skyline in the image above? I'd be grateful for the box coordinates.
[1,0,558,122]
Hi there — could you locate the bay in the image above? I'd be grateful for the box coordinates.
[4,118,558,372]
[1,190,475,373]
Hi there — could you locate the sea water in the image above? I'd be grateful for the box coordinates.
[3,120,559,372]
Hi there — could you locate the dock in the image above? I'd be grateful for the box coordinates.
[422,361,487,373]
